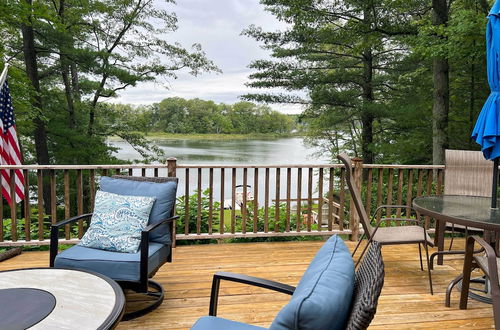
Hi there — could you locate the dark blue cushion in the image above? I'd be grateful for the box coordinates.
[191,316,266,330]
[54,242,169,282]
[100,176,177,244]
[270,235,355,330]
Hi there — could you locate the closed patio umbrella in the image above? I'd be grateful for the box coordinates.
[472,0,500,208]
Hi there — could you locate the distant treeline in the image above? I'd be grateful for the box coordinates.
[112,98,298,135]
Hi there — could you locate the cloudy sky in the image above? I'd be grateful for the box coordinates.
[115,0,303,114]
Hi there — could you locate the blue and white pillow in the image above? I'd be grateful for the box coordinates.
[80,190,156,253]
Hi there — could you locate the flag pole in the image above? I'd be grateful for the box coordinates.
[0,63,9,87]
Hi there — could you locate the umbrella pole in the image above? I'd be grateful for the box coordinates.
[493,158,499,209]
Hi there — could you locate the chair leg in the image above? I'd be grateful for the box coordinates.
[460,238,475,309]
[448,226,455,251]
[445,274,463,307]
[424,242,433,295]
[493,291,500,330]
[122,280,165,321]
[418,243,423,271]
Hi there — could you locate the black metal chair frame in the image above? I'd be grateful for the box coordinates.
[337,153,434,295]
[49,176,179,320]
[207,242,384,330]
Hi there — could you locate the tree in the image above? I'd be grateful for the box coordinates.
[2,0,218,165]
[243,0,428,163]
[147,97,294,135]
[431,0,450,165]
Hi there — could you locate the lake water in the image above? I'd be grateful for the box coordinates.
[110,137,331,206]
[111,137,329,165]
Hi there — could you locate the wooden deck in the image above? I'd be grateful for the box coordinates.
[0,238,494,329]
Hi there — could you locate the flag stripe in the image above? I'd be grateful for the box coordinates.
[0,80,25,205]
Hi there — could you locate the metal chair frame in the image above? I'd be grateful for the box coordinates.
[337,153,434,294]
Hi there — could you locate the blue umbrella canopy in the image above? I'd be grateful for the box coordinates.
[472,1,500,207]
[472,1,500,159]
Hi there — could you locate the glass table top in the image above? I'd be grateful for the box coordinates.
[413,195,500,230]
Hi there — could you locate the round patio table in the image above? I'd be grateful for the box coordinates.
[413,195,500,231]
[0,268,125,329]
[413,195,500,305]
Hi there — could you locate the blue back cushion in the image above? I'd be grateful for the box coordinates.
[100,176,177,244]
[270,235,355,330]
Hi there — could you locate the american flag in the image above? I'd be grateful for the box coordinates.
[0,80,24,205]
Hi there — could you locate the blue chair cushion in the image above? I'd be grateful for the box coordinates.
[100,176,177,244]
[270,235,355,330]
[54,242,169,282]
[191,316,266,330]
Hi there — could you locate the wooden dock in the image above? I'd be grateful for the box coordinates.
[0,238,493,329]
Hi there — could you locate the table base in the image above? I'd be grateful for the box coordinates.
[457,277,492,305]
[446,274,492,306]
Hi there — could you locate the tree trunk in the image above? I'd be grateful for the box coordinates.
[361,49,375,164]
[21,0,51,213]
[58,0,77,132]
[432,0,449,165]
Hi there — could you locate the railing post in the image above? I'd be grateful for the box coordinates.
[167,157,177,177]
[350,157,363,241]
[167,157,177,248]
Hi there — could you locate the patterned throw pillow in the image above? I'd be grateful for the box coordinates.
[80,190,156,253]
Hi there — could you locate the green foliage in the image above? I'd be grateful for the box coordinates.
[1,0,218,165]
[245,0,491,165]
[145,98,296,135]
[175,189,221,235]
[175,190,329,243]
[2,216,50,242]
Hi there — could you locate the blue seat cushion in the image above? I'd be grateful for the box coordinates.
[270,235,355,330]
[191,316,266,330]
[100,176,177,244]
[54,242,169,282]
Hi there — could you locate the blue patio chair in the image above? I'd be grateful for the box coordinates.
[49,175,178,320]
[191,236,384,330]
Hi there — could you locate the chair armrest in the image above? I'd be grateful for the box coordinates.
[467,236,499,285]
[372,204,414,218]
[372,204,422,227]
[142,215,179,234]
[49,213,93,267]
[209,271,295,316]
[140,215,179,260]
[52,213,93,228]
[139,215,179,290]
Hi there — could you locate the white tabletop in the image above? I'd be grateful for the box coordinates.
[0,268,124,329]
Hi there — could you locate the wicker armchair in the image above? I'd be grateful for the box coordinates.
[190,240,384,330]
[345,241,385,329]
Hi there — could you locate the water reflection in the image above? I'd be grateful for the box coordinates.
[111,137,329,165]
[110,137,331,205]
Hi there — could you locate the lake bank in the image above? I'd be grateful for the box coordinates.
[108,132,302,142]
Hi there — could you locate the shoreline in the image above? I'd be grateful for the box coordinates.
[108,133,302,141]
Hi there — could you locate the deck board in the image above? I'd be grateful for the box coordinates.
[0,238,494,329]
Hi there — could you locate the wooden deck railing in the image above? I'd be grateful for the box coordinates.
[0,158,444,246]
